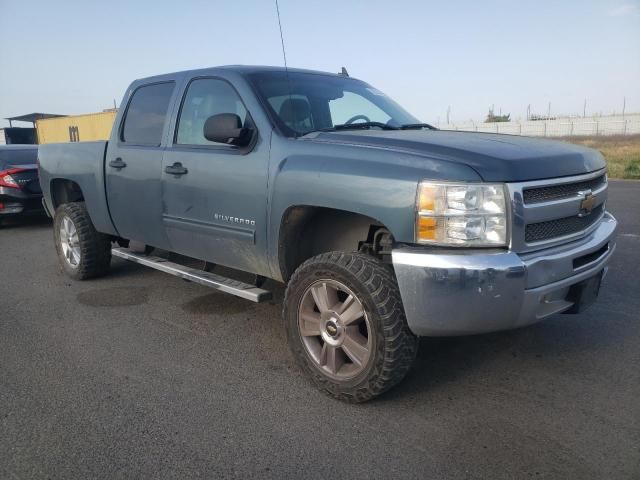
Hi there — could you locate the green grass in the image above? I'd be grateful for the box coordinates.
[557,134,640,179]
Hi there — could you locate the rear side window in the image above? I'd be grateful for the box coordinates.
[121,82,175,146]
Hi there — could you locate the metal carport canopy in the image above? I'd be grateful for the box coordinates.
[5,113,66,127]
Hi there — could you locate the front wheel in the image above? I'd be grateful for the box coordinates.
[54,202,111,280]
[284,252,418,402]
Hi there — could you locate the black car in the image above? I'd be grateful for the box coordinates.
[0,145,43,225]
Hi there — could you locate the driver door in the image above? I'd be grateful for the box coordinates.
[161,77,271,276]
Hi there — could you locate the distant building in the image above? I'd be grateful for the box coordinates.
[36,109,117,144]
[3,113,66,144]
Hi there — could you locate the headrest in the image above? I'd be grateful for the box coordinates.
[278,98,311,125]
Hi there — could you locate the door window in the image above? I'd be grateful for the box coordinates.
[176,79,248,146]
[121,82,175,146]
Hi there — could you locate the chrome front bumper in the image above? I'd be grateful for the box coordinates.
[392,212,617,336]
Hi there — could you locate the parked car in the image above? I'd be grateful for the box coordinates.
[38,66,617,402]
[0,145,43,225]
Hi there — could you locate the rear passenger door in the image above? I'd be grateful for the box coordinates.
[106,81,176,248]
[161,77,270,275]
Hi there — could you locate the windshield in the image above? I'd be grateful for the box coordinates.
[247,71,419,137]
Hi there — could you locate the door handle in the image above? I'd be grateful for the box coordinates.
[165,162,188,176]
[109,158,127,169]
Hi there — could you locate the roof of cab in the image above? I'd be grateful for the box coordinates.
[133,65,347,84]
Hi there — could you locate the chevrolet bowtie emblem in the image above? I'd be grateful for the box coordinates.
[578,190,595,217]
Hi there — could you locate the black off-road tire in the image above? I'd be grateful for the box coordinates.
[54,202,112,280]
[284,252,419,402]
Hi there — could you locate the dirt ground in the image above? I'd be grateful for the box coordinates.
[559,134,640,179]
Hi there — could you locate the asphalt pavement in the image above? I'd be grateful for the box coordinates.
[1,180,638,479]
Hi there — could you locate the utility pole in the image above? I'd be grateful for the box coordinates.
[547,102,551,120]
[446,106,451,124]
[622,96,626,119]
[526,104,531,121]
[583,99,587,118]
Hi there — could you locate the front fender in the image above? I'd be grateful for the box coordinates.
[266,138,481,280]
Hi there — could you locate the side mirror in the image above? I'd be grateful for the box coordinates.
[203,113,252,146]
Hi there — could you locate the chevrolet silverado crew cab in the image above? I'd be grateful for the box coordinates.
[39,66,617,402]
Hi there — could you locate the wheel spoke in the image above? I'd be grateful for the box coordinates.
[340,297,364,325]
[299,311,321,337]
[320,343,342,374]
[311,282,338,313]
[342,329,369,366]
[336,294,354,314]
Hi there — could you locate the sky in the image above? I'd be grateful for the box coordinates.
[0,0,638,128]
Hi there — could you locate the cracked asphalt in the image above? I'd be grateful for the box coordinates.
[1,180,638,479]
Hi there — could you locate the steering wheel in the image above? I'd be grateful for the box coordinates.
[344,114,371,125]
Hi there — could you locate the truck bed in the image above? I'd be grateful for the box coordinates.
[38,141,117,236]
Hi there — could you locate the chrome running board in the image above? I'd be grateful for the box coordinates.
[111,247,272,303]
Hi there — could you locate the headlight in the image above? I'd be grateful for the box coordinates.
[416,181,508,246]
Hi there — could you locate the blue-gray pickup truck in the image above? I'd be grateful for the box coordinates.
[39,66,617,402]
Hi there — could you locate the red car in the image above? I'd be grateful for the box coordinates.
[0,145,44,225]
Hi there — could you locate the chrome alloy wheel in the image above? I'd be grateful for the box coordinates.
[298,279,372,380]
[59,215,81,267]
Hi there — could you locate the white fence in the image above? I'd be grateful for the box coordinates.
[438,113,640,137]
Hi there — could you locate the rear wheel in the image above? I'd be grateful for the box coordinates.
[54,202,111,280]
[284,252,418,402]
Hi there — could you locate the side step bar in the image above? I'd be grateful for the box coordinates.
[111,248,272,303]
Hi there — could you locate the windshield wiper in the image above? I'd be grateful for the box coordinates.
[332,121,399,131]
[299,121,399,137]
[399,123,438,131]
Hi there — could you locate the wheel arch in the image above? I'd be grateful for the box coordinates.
[46,175,118,236]
[50,178,85,209]
[277,205,393,282]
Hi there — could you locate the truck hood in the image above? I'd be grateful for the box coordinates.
[305,130,606,182]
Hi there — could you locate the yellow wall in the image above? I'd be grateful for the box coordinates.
[36,110,117,144]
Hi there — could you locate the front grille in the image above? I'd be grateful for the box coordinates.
[523,174,606,204]
[525,204,604,243]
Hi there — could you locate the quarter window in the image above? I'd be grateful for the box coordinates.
[121,82,175,146]
[176,79,248,146]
